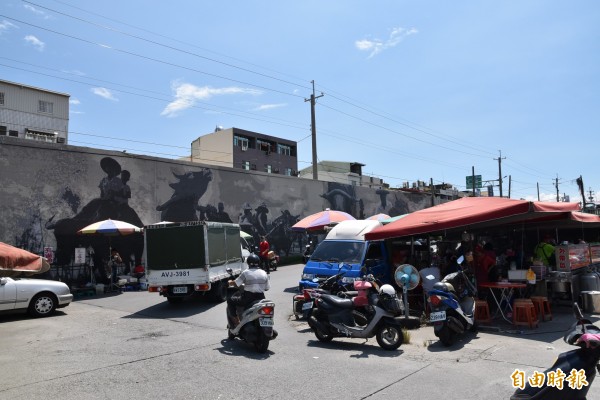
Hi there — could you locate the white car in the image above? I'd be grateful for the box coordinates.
[0,276,73,317]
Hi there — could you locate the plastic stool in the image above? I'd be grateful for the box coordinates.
[474,300,491,323]
[512,299,539,328]
[530,296,552,321]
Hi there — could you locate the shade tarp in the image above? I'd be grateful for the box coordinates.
[0,242,51,277]
[365,197,581,241]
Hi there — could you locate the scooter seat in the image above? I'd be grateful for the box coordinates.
[319,294,354,309]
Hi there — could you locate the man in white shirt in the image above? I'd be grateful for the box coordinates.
[227,253,270,328]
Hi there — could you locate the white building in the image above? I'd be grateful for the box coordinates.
[0,79,69,144]
[298,160,386,189]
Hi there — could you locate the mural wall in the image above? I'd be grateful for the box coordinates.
[0,137,432,280]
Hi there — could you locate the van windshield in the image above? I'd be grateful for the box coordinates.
[310,241,365,264]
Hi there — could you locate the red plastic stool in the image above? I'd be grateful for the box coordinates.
[474,300,491,323]
[530,296,552,321]
[512,299,539,329]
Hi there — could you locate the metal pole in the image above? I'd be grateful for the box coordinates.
[305,80,323,180]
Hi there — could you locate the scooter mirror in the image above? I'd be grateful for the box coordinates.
[457,255,465,265]
[226,267,233,274]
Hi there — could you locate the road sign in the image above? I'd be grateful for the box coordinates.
[466,175,482,189]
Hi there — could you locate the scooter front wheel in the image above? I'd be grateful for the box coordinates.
[376,323,403,351]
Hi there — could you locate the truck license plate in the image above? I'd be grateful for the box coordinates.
[429,311,446,322]
[301,301,313,310]
[173,286,188,294]
[259,318,274,327]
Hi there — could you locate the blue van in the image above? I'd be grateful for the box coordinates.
[298,220,392,290]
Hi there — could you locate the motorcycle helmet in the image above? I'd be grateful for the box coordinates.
[433,281,455,293]
[247,253,260,268]
[380,284,396,296]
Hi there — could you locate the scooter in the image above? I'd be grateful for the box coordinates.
[427,255,477,346]
[225,268,276,353]
[292,269,356,320]
[307,274,405,351]
[511,303,600,399]
[268,251,279,271]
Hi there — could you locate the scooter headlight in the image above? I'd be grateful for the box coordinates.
[341,276,356,284]
[302,273,315,280]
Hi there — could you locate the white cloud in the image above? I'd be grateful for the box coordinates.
[91,87,118,101]
[70,110,84,114]
[355,26,418,58]
[161,81,262,117]
[69,98,80,105]
[23,4,50,19]
[253,103,287,111]
[24,35,45,51]
[0,20,17,35]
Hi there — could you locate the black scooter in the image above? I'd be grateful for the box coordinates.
[511,303,600,399]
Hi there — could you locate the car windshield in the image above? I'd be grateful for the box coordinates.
[310,241,365,263]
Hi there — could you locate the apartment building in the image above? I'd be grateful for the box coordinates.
[298,160,386,189]
[0,79,69,144]
[190,127,298,175]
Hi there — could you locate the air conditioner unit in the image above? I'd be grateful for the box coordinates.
[56,137,65,144]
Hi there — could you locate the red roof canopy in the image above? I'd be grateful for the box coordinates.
[365,197,581,241]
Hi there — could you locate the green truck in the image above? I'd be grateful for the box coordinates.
[144,221,246,303]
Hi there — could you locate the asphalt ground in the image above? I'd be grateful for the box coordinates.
[1,263,599,400]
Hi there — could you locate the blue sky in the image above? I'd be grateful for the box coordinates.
[1,1,599,204]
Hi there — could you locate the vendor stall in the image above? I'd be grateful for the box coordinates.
[365,197,600,319]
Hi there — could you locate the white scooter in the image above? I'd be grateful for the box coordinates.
[226,268,276,353]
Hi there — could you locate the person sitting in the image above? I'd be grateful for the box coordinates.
[226,253,270,329]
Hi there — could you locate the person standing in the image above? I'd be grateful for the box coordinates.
[259,236,270,274]
[534,235,556,267]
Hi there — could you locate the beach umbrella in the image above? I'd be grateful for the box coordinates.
[365,213,391,222]
[0,242,51,277]
[291,209,355,232]
[78,219,142,236]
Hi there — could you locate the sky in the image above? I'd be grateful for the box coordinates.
[1,1,599,205]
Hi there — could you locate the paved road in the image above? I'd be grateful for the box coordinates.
[1,263,598,399]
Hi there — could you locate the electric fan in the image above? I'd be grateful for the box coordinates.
[394,264,421,319]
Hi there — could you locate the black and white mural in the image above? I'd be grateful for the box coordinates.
[0,138,432,278]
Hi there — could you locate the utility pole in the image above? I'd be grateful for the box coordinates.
[508,175,511,199]
[537,182,540,201]
[494,150,506,197]
[304,80,324,180]
[554,175,560,202]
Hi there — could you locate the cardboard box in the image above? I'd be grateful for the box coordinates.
[508,270,527,281]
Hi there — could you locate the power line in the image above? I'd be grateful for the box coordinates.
[23,0,312,91]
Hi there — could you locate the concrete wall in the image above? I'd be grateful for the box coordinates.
[0,136,432,274]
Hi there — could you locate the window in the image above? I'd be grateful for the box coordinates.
[233,135,249,149]
[9,130,18,137]
[0,126,6,136]
[284,168,292,176]
[256,139,272,153]
[242,161,250,170]
[38,100,54,114]
[265,165,272,173]
[0,92,4,105]
[277,144,291,156]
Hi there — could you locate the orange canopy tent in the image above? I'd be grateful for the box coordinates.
[365,197,582,241]
[0,242,51,277]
